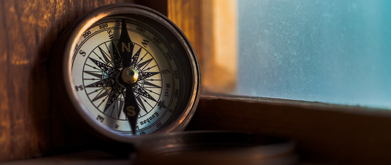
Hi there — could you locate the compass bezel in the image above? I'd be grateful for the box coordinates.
[52,3,200,144]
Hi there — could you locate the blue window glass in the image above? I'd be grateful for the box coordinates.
[237,0,391,108]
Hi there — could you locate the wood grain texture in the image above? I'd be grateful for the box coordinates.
[0,0,135,161]
[187,95,391,164]
[168,0,202,70]
[168,0,237,93]
[202,0,237,93]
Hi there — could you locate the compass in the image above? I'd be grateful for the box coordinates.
[51,4,200,142]
[51,4,297,164]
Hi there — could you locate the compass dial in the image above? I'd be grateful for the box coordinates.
[52,4,200,141]
[82,41,162,119]
[73,19,180,135]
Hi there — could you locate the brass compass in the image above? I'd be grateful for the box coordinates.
[51,3,297,164]
[52,4,200,142]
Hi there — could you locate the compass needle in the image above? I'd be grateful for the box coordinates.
[116,19,141,135]
[117,19,134,68]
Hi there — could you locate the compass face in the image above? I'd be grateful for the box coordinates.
[53,4,200,140]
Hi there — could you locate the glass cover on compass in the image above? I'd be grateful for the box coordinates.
[58,5,199,139]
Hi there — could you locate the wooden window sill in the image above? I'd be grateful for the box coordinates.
[186,95,391,164]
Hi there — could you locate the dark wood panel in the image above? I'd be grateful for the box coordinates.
[135,0,167,16]
[0,0,134,162]
[2,150,128,165]
[187,95,391,164]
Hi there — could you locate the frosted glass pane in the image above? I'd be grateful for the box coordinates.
[237,0,391,108]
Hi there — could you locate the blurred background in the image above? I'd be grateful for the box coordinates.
[195,0,391,109]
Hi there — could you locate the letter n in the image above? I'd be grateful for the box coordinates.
[122,42,131,52]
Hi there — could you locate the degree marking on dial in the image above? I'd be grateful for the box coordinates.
[141,40,149,47]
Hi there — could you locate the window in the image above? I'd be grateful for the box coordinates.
[173,0,391,109]
[237,0,391,109]
[168,0,391,163]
